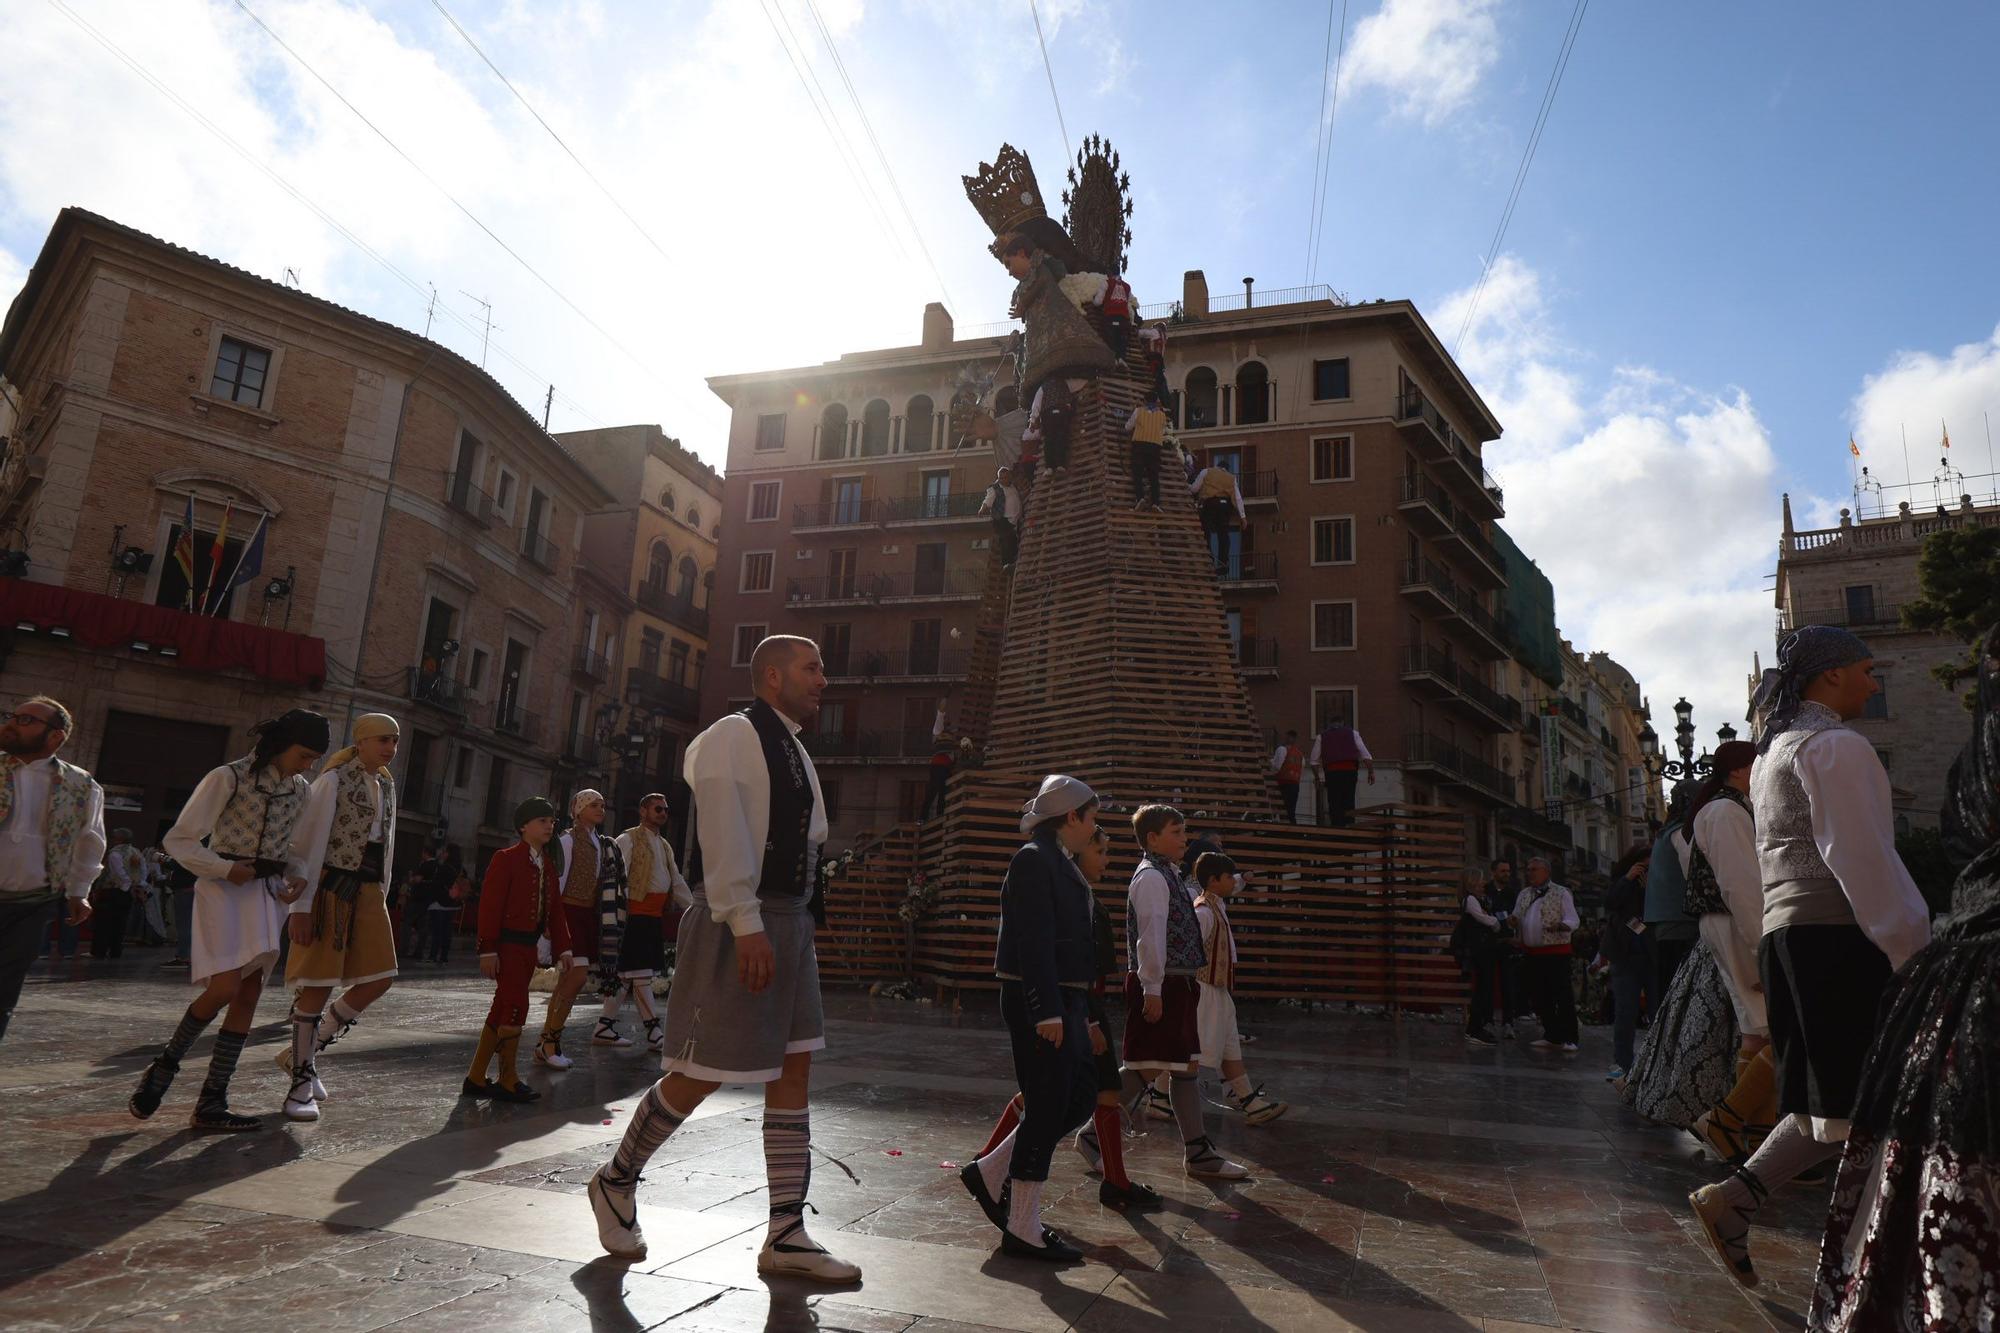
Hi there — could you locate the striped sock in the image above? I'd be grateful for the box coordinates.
[197,1029,247,1111]
[763,1105,812,1246]
[607,1081,688,1184]
[161,1004,214,1065]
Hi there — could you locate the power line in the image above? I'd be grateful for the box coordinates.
[754,0,911,266]
[426,0,673,267]
[1451,0,1589,355]
[1027,0,1071,162]
[227,0,696,421]
[45,0,607,433]
[799,0,959,314]
[1304,0,1352,288]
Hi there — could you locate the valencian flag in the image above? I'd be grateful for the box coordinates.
[219,512,269,612]
[171,492,199,610]
[198,500,234,614]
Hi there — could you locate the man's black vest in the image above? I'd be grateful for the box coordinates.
[743,700,818,908]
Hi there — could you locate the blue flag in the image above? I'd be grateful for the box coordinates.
[220,512,268,610]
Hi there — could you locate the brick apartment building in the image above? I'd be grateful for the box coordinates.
[701,275,1662,859]
[1773,487,2000,830]
[0,208,614,878]
[558,423,724,840]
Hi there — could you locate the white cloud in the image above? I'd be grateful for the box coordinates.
[1442,253,1780,736]
[1848,323,2000,496]
[1344,0,1500,127]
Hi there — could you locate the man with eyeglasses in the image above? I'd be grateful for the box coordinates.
[602,791,689,1052]
[0,696,107,1041]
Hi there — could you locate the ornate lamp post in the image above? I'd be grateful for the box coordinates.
[1639,697,1738,785]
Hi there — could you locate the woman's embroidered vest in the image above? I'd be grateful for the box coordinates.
[1683,788,1751,917]
[624,826,658,902]
[209,758,309,861]
[38,759,95,894]
[1194,893,1235,989]
[1146,855,1207,975]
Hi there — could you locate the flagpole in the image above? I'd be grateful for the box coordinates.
[214,513,266,616]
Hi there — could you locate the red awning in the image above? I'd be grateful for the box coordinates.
[1,577,326,687]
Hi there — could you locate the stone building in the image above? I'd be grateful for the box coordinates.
[0,208,614,878]
[1773,489,2000,830]
[558,423,724,839]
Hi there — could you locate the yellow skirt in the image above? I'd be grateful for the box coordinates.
[286,881,399,989]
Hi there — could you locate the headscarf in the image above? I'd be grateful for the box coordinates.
[322,713,400,773]
[1020,774,1098,835]
[1752,625,1871,752]
[570,788,606,816]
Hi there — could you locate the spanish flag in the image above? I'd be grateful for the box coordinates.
[171,493,198,610]
[199,501,233,613]
[1942,420,1951,451]
[1848,436,1860,458]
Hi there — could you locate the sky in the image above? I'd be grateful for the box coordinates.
[4,0,1999,740]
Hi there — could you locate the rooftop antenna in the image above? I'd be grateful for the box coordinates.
[542,384,554,431]
[423,284,439,339]
[460,291,498,368]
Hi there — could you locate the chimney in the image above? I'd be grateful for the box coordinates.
[1242,276,1255,307]
[921,302,954,351]
[1182,270,1208,318]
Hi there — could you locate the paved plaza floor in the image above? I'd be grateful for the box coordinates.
[0,957,1829,1331]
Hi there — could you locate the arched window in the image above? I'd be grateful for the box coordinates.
[1235,361,1270,426]
[905,394,935,454]
[818,403,849,461]
[994,385,1020,416]
[677,555,699,603]
[1183,367,1218,428]
[659,487,677,513]
[685,506,700,529]
[860,399,891,456]
[646,540,671,591]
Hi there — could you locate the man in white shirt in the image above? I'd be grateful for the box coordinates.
[89,827,145,958]
[590,635,859,1283]
[599,791,691,1052]
[1514,857,1580,1050]
[0,696,104,1042]
[1690,626,1932,1289]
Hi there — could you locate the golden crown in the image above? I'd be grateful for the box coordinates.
[962,144,1046,237]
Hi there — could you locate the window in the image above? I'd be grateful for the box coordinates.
[748,480,781,522]
[494,469,516,513]
[677,555,699,602]
[897,779,927,822]
[483,757,509,829]
[1844,584,1876,625]
[1311,516,1355,565]
[828,548,858,598]
[860,399,892,456]
[993,385,1020,416]
[920,470,951,518]
[454,745,474,789]
[915,543,947,596]
[1312,687,1357,732]
[755,412,787,452]
[1863,671,1889,720]
[1311,435,1354,482]
[817,702,849,739]
[406,729,438,795]
[686,506,700,529]
[467,648,489,693]
[1183,367,1218,428]
[210,336,272,407]
[646,542,671,591]
[733,623,767,666]
[668,639,690,685]
[420,598,458,670]
[833,478,865,526]
[905,395,935,453]
[1312,601,1356,651]
[821,623,852,675]
[909,619,943,674]
[819,777,842,822]
[1312,358,1351,401]
[566,692,588,757]
[661,488,677,513]
[1235,361,1271,426]
[639,630,662,676]
[450,430,482,497]
[156,523,246,617]
[740,550,775,593]
[818,404,849,461]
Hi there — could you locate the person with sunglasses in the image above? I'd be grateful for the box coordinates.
[0,696,106,1042]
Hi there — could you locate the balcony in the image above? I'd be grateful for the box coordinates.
[1235,637,1279,677]
[636,580,709,636]
[489,699,539,746]
[1397,474,1455,535]
[1402,732,1512,803]
[559,736,608,769]
[445,473,496,527]
[626,668,701,722]
[876,568,983,603]
[800,729,942,764]
[1239,469,1280,509]
[1440,514,1506,588]
[1443,589,1510,661]
[400,780,447,817]
[406,666,467,715]
[884,492,985,525]
[1401,644,1520,731]
[520,530,559,573]
[1217,551,1279,591]
[572,646,611,684]
[1776,600,1906,634]
[824,647,970,682]
[1395,388,1454,460]
[1441,435,1505,518]
[793,499,882,533]
[1398,558,1459,614]
[786,576,877,608]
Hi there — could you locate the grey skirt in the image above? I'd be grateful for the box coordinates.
[660,895,824,1083]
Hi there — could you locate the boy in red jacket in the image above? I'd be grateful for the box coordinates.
[464,797,573,1102]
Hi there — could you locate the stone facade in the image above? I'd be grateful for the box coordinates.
[1772,492,2000,830]
[0,208,613,878]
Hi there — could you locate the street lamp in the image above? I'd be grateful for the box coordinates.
[1644,697,1718,783]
